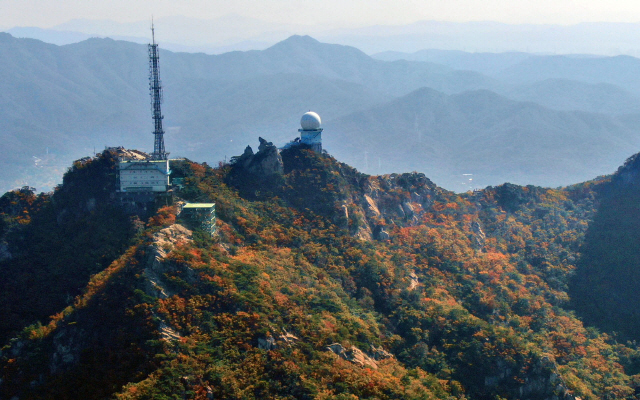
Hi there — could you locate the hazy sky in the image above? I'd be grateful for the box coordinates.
[2,0,640,29]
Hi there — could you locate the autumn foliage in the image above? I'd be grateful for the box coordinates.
[2,146,640,399]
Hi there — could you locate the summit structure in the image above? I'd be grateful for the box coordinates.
[299,111,323,153]
[149,23,168,161]
[116,24,170,194]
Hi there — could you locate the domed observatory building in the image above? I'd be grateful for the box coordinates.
[299,111,323,153]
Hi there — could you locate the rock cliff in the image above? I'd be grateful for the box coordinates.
[231,137,284,177]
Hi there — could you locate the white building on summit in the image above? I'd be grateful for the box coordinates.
[298,111,323,152]
[118,159,170,192]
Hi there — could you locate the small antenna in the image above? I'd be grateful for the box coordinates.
[151,16,155,45]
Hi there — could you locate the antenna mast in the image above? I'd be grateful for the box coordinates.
[149,20,168,160]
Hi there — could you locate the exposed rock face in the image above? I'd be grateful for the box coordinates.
[471,220,486,249]
[145,224,193,299]
[345,172,439,241]
[483,357,580,400]
[370,345,394,361]
[258,336,277,350]
[377,228,390,241]
[257,329,299,350]
[401,201,415,219]
[159,321,181,343]
[408,271,419,291]
[354,225,373,241]
[144,224,195,344]
[338,204,350,231]
[363,195,381,218]
[149,224,193,263]
[233,137,284,176]
[279,330,299,345]
[111,147,149,161]
[50,328,84,374]
[326,343,379,369]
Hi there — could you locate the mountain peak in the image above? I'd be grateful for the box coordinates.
[266,35,325,52]
[266,34,368,58]
[281,34,320,44]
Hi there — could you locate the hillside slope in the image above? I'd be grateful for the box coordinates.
[569,153,640,341]
[2,144,640,399]
[0,151,139,344]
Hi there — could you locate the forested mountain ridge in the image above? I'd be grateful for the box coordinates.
[2,144,640,399]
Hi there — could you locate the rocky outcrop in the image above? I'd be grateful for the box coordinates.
[50,327,85,374]
[370,345,394,361]
[408,271,419,291]
[354,225,374,241]
[363,195,381,218]
[257,329,299,350]
[258,336,277,350]
[376,227,390,241]
[401,201,415,219]
[471,220,486,249]
[144,224,193,299]
[326,343,380,369]
[339,204,350,231]
[232,137,284,176]
[143,224,194,344]
[348,172,439,242]
[483,357,580,400]
[111,147,149,161]
[159,321,182,343]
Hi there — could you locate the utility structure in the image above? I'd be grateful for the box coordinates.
[116,24,171,195]
[281,111,325,152]
[299,111,323,153]
[149,22,168,161]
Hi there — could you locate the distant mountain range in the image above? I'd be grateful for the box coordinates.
[2,32,640,192]
[9,17,640,55]
[327,88,640,189]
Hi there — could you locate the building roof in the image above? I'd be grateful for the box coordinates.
[119,159,168,164]
[183,203,215,209]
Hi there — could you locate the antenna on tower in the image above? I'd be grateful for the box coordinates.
[149,19,168,160]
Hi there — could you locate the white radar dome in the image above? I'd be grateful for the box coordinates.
[300,111,321,130]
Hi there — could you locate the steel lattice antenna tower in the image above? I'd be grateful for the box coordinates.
[149,21,168,160]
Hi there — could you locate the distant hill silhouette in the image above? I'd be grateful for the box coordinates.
[373,49,532,75]
[496,54,640,94]
[326,88,640,190]
[504,78,640,114]
[374,50,640,115]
